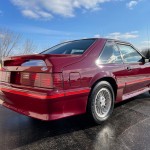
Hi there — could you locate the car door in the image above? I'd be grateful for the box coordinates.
[116,43,146,94]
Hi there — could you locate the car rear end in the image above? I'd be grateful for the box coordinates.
[0,39,98,121]
[0,55,65,120]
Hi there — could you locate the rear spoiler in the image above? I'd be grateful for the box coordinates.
[2,54,52,67]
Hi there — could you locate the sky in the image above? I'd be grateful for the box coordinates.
[0,0,150,52]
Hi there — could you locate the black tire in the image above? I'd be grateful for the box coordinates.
[87,81,115,124]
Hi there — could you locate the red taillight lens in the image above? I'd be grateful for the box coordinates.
[21,73,54,89]
[40,74,53,88]
[30,73,40,87]
[0,71,63,89]
[53,73,63,89]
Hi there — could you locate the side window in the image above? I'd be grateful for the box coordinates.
[99,41,123,64]
[117,44,142,63]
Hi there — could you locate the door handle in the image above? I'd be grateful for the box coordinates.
[127,66,132,71]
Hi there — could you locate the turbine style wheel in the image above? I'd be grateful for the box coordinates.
[88,81,115,124]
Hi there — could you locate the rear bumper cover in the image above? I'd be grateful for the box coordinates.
[0,83,90,121]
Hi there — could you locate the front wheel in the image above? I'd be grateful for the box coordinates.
[88,81,115,124]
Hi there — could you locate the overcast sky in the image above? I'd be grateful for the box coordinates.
[0,0,150,51]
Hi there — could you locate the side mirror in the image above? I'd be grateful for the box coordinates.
[144,58,149,63]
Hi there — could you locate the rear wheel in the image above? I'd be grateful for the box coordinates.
[88,81,115,124]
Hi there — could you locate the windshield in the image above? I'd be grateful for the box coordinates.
[41,39,96,55]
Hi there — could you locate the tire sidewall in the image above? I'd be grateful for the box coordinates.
[89,81,115,124]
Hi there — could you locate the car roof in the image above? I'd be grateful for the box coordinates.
[66,38,131,45]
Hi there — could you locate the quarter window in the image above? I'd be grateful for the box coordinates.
[99,42,123,64]
[117,44,142,63]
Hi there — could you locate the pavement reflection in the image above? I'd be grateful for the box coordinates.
[0,92,150,150]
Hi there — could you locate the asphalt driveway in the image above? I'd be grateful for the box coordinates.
[0,92,150,150]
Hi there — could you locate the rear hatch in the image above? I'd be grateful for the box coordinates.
[0,54,62,89]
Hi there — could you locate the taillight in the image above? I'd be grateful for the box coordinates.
[20,73,53,88]
[0,71,11,82]
[20,73,63,89]
[30,73,40,87]
[40,74,53,88]
[53,73,63,89]
[0,71,63,89]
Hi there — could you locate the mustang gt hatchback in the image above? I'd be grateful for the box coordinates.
[0,38,150,124]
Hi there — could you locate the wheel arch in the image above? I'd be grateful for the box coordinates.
[87,76,118,113]
[90,77,118,98]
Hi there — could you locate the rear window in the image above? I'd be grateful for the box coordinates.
[41,39,96,55]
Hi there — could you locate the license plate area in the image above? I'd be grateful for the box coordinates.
[10,72,21,85]
[10,72,41,87]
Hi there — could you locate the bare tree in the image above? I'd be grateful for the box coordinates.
[22,39,36,55]
[0,28,21,60]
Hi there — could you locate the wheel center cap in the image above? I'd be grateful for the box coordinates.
[100,96,106,107]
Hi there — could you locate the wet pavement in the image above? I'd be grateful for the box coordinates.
[0,92,150,150]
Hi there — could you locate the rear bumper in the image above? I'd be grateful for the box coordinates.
[0,82,90,121]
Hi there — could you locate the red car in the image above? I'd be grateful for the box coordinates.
[0,38,150,124]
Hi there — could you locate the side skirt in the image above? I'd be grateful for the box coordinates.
[122,87,150,101]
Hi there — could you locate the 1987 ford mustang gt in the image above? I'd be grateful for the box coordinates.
[0,38,150,124]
